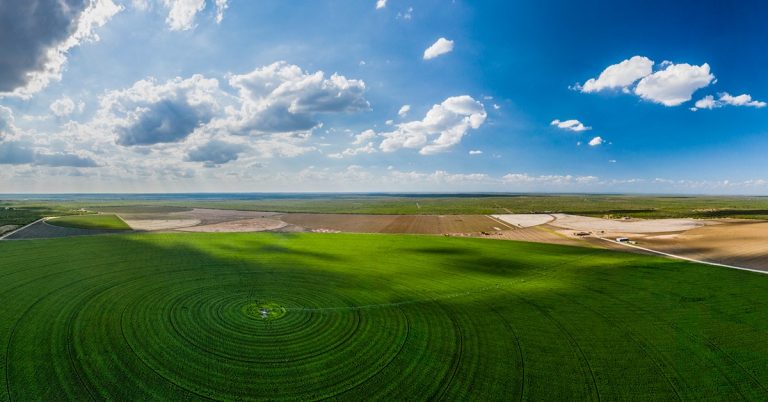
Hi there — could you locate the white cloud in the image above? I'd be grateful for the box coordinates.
[222,61,369,136]
[376,0,387,9]
[0,0,122,97]
[692,95,717,110]
[691,92,766,111]
[634,62,715,106]
[379,95,486,155]
[719,92,766,108]
[550,119,590,132]
[328,143,376,159]
[588,136,604,146]
[50,97,86,118]
[502,173,599,185]
[251,133,316,158]
[423,38,454,60]
[469,150,483,155]
[578,56,653,93]
[352,129,377,145]
[162,0,207,31]
[214,0,228,23]
[398,104,411,117]
[97,74,223,146]
[132,0,151,10]
[329,129,378,159]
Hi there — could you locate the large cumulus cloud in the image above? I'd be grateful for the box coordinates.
[379,95,487,155]
[223,62,370,135]
[97,74,222,146]
[0,0,122,97]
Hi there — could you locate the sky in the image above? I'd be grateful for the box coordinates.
[0,0,767,194]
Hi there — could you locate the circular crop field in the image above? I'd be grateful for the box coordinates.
[2,232,768,400]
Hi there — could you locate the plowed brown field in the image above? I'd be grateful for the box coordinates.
[281,214,501,234]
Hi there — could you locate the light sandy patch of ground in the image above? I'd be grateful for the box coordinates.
[0,225,20,236]
[123,219,201,231]
[491,214,554,228]
[549,213,708,234]
[117,209,281,226]
[639,221,768,271]
[176,218,287,233]
[470,224,587,246]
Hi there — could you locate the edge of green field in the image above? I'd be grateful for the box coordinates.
[46,214,132,230]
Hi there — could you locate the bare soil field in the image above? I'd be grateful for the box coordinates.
[280,214,501,234]
[473,225,587,246]
[177,218,287,233]
[122,219,201,231]
[637,221,768,271]
[116,208,281,225]
[549,213,707,234]
[491,214,554,228]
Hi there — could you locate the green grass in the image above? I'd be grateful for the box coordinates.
[7,194,768,219]
[46,214,132,230]
[0,204,87,227]
[1,232,768,400]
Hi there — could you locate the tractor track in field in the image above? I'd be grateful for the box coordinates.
[430,304,465,401]
[583,282,766,399]
[520,295,602,402]
[323,307,411,400]
[491,308,526,401]
[555,290,685,401]
[3,263,128,401]
[119,303,217,401]
[3,258,171,401]
[64,282,129,402]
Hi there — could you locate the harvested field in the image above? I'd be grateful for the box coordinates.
[281,214,500,234]
[476,225,587,246]
[177,218,287,232]
[491,214,554,228]
[123,219,201,231]
[115,208,281,226]
[549,213,707,234]
[640,221,768,271]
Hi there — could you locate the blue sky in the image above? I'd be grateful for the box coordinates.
[0,0,766,193]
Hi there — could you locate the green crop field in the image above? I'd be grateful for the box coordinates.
[1,233,768,400]
[46,214,132,230]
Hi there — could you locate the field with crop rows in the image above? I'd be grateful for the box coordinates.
[46,214,132,230]
[2,233,768,400]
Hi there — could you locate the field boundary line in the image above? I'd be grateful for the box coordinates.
[113,214,133,230]
[596,237,768,275]
[0,218,45,240]
[486,215,516,230]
